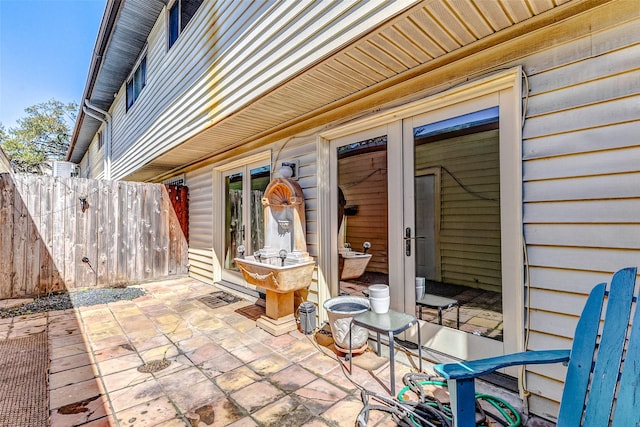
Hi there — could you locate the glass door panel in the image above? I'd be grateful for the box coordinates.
[249,166,270,254]
[336,136,389,296]
[221,161,271,287]
[403,106,505,359]
[223,171,243,272]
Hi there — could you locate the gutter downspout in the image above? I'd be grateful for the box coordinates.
[83,100,112,180]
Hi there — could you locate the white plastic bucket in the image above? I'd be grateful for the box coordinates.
[368,284,389,298]
[369,295,390,314]
[415,277,425,301]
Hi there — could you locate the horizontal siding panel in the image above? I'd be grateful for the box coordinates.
[526,246,640,272]
[526,373,564,406]
[526,36,640,96]
[529,309,578,339]
[522,13,640,77]
[529,288,588,318]
[525,224,640,249]
[526,330,573,352]
[523,146,640,181]
[528,266,618,293]
[524,172,640,202]
[527,361,569,385]
[189,269,213,284]
[526,69,640,117]
[524,199,640,223]
[523,95,640,140]
[524,121,640,160]
[188,259,214,272]
[188,251,214,264]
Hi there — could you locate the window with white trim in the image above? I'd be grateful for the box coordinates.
[126,55,146,111]
[168,0,204,49]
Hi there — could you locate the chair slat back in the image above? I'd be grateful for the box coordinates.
[611,271,640,426]
[556,283,605,426]
[558,267,638,427]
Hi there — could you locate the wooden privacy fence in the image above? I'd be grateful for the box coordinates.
[0,173,188,298]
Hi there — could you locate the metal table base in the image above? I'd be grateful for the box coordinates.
[349,309,422,395]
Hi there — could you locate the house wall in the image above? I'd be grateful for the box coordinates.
[190,4,637,419]
[185,166,214,284]
[516,10,640,418]
[80,0,639,421]
[82,1,418,181]
[80,130,105,179]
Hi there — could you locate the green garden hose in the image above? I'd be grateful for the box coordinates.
[397,380,521,427]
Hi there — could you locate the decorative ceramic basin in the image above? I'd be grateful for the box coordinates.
[339,252,372,280]
[235,256,315,293]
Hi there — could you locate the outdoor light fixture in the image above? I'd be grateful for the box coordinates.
[279,161,299,180]
[79,196,88,212]
[237,245,245,259]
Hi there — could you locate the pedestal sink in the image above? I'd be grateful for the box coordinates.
[235,177,315,336]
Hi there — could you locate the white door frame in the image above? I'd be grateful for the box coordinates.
[213,151,271,289]
[318,67,523,358]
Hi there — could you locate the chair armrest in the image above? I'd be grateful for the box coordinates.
[434,349,570,380]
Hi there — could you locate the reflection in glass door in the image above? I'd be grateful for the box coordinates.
[336,136,389,296]
[222,163,270,283]
[404,106,505,359]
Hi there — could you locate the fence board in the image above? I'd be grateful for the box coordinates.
[0,173,188,298]
[76,178,92,288]
[63,178,76,288]
[153,187,166,275]
[12,177,27,296]
[96,180,109,284]
[117,181,129,284]
[0,174,14,298]
[53,178,67,292]
[25,176,41,295]
[38,175,53,294]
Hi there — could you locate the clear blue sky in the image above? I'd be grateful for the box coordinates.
[0,0,106,129]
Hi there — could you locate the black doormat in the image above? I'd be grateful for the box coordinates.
[0,332,48,427]
[198,291,242,309]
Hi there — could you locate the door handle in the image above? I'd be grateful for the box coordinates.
[241,225,246,240]
[404,227,426,256]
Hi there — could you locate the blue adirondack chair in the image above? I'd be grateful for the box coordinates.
[434,267,639,427]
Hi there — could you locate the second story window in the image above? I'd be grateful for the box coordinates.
[126,56,146,111]
[168,0,204,49]
[97,131,104,150]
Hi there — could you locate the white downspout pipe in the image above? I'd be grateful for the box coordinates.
[83,100,112,180]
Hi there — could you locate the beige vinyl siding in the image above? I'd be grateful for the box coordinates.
[185,167,214,284]
[517,11,640,420]
[79,131,104,179]
[415,129,501,292]
[108,1,417,180]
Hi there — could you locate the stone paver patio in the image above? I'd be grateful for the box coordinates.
[1,276,552,426]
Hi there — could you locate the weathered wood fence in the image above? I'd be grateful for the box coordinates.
[0,173,188,298]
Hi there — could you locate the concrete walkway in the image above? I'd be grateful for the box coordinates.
[1,277,553,426]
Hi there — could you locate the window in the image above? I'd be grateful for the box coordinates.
[126,56,146,110]
[97,131,103,151]
[168,0,204,49]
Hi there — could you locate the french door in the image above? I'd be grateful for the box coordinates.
[220,160,270,287]
[402,98,507,360]
[322,69,522,361]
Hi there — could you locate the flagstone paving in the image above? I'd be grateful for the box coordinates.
[3,276,555,426]
[42,277,416,426]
